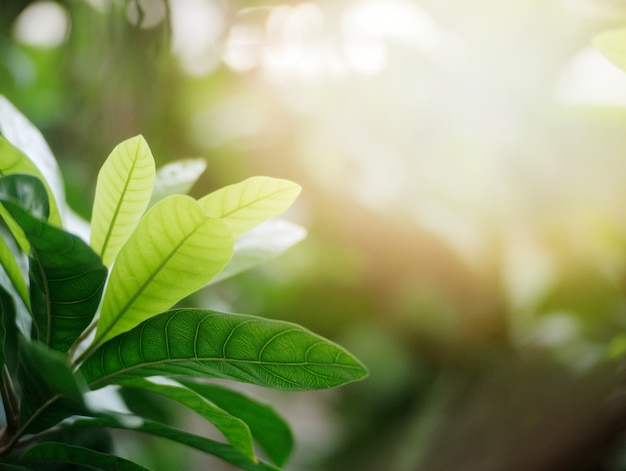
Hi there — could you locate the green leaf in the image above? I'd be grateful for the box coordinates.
[0,136,62,227]
[198,177,301,238]
[594,28,626,73]
[17,339,87,434]
[0,232,29,311]
[119,378,255,461]
[210,220,306,285]
[67,414,281,471]
[17,442,150,471]
[0,285,9,372]
[0,201,107,352]
[90,135,156,267]
[0,225,30,342]
[180,380,293,467]
[94,195,234,345]
[81,309,369,391]
[149,158,207,206]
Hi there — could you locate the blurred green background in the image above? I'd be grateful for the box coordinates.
[5,0,626,469]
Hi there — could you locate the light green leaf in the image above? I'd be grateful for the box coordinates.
[594,28,626,73]
[210,219,306,285]
[149,158,207,206]
[17,442,151,471]
[0,136,62,227]
[17,339,87,434]
[198,176,301,238]
[67,414,281,471]
[119,378,255,461]
[81,309,369,391]
[90,135,156,267]
[0,232,29,311]
[94,195,234,345]
[0,96,65,226]
[180,380,293,467]
[1,200,107,353]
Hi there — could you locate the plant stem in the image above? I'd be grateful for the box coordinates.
[0,366,19,451]
[67,321,98,362]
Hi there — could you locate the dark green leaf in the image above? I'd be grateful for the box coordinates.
[0,201,107,352]
[80,309,368,391]
[17,442,150,470]
[17,339,87,434]
[67,414,280,471]
[119,378,255,461]
[180,380,294,467]
[0,174,49,221]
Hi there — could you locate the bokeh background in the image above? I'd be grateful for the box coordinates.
[5,0,626,469]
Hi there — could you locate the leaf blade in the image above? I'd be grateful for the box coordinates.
[95,195,234,344]
[198,176,301,238]
[90,135,156,267]
[82,309,369,391]
[594,28,626,73]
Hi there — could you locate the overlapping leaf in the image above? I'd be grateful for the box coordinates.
[180,380,293,467]
[0,136,62,227]
[210,220,306,285]
[149,158,207,206]
[198,177,301,238]
[90,135,155,267]
[66,414,281,471]
[16,442,150,471]
[81,309,369,391]
[17,339,87,434]
[94,195,234,345]
[0,201,107,352]
[119,378,255,460]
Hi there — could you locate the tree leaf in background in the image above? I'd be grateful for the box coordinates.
[149,158,207,206]
[180,380,293,467]
[0,201,107,352]
[17,339,87,434]
[94,195,234,345]
[81,309,369,391]
[67,414,281,471]
[210,219,307,285]
[90,135,155,267]
[198,176,302,238]
[0,96,65,226]
[594,28,626,73]
[119,377,255,461]
[16,442,150,471]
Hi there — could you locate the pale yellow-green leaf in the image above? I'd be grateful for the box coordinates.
[198,177,301,238]
[0,234,29,310]
[94,195,234,345]
[90,135,156,267]
[594,28,626,73]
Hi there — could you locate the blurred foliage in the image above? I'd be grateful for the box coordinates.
[6,0,626,469]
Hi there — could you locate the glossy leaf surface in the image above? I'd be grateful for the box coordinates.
[90,135,155,267]
[17,339,87,434]
[17,442,150,471]
[68,414,281,471]
[0,201,107,352]
[180,380,293,466]
[119,378,255,460]
[82,309,368,391]
[95,195,234,344]
[198,177,301,238]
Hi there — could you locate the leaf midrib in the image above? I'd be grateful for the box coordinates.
[218,187,294,219]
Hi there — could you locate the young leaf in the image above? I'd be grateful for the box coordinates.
[198,176,302,238]
[209,219,307,285]
[0,232,29,311]
[594,28,626,73]
[119,378,256,461]
[17,339,87,434]
[94,195,234,345]
[149,158,207,206]
[0,136,62,227]
[180,380,293,467]
[67,414,281,471]
[0,201,107,352]
[81,309,369,391]
[16,442,150,471]
[90,135,156,267]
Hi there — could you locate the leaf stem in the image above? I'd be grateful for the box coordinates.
[68,321,98,362]
[0,366,19,452]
